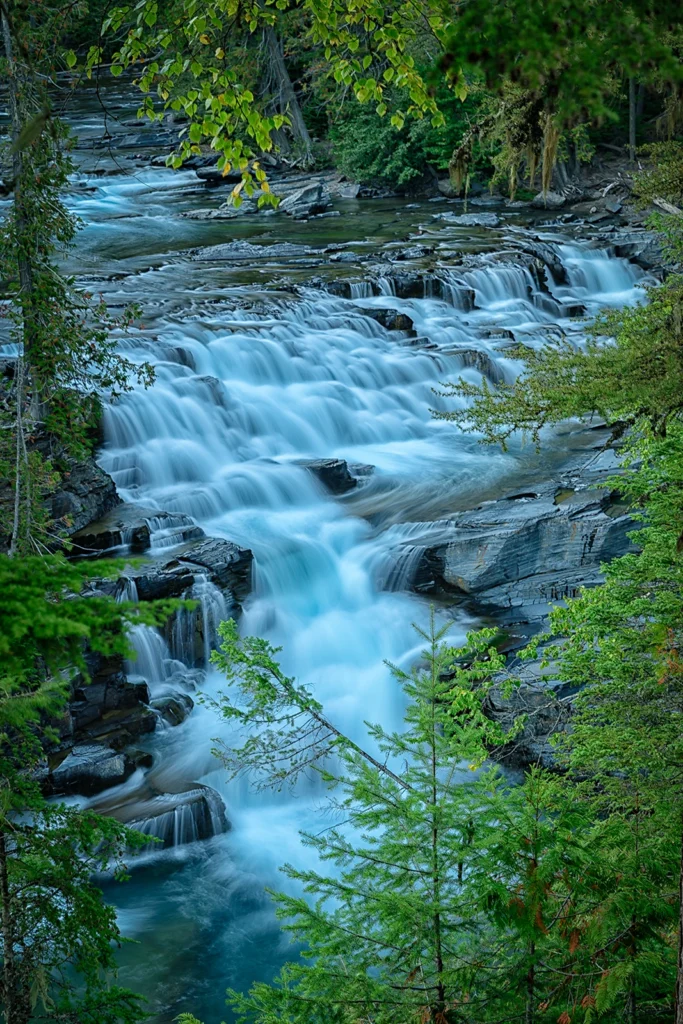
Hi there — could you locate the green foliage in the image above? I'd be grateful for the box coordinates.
[1,1,155,555]
[330,87,485,189]
[0,552,182,1023]
[442,0,683,128]
[211,613,680,1023]
[0,553,177,756]
[0,806,150,1024]
[87,0,454,195]
[633,141,683,263]
[435,274,683,446]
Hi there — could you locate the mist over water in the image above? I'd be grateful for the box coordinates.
[59,152,650,1021]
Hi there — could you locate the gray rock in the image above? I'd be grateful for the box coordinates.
[391,245,435,261]
[339,182,361,199]
[357,308,415,332]
[49,457,120,537]
[49,744,135,796]
[411,483,637,617]
[113,537,253,605]
[433,211,500,228]
[95,781,229,849]
[297,458,358,495]
[191,240,314,261]
[531,191,566,210]
[151,692,194,726]
[278,182,330,219]
[72,503,203,555]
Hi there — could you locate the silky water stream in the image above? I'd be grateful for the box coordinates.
[58,159,652,1022]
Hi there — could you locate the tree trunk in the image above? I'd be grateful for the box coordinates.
[674,817,683,1024]
[628,77,637,164]
[264,28,312,164]
[525,944,535,1024]
[0,829,29,1024]
[1,6,39,416]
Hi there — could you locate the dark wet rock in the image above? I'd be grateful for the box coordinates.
[129,749,154,770]
[297,458,358,495]
[47,744,136,796]
[486,681,570,769]
[348,462,375,481]
[195,166,244,185]
[191,240,314,261]
[78,703,158,750]
[442,347,506,384]
[411,481,636,618]
[531,191,566,210]
[72,503,203,555]
[433,211,501,228]
[151,692,194,726]
[71,671,150,735]
[358,308,415,332]
[128,537,253,605]
[515,239,568,285]
[96,780,229,849]
[49,457,120,537]
[279,181,331,219]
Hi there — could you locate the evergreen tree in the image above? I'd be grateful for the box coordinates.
[0,554,179,1023]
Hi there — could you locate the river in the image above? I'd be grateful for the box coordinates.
[55,97,651,1023]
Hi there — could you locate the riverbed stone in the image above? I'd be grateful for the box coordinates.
[278,181,331,218]
[297,458,358,495]
[129,537,253,605]
[95,780,229,848]
[48,744,136,796]
[410,482,636,618]
[72,503,203,555]
[151,692,194,726]
[49,457,120,537]
[531,190,566,209]
[358,308,415,332]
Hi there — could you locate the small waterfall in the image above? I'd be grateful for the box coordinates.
[129,786,229,850]
[168,574,228,668]
[349,281,373,298]
[377,277,396,296]
[93,781,229,852]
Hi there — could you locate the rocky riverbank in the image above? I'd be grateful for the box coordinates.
[27,137,673,848]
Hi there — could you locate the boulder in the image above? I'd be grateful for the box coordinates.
[278,182,330,219]
[71,675,150,735]
[531,191,566,210]
[297,458,358,495]
[72,503,203,555]
[112,537,252,606]
[191,240,314,261]
[96,781,229,849]
[358,308,415,332]
[49,457,120,537]
[48,744,135,796]
[151,692,194,726]
[77,703,158,749]
[391,245,435,261]
[410,483,637,617]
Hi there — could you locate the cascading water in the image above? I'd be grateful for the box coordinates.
[58,155,652,1021]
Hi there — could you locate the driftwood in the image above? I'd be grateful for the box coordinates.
[653,196,683,217]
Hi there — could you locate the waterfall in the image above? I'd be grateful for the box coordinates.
[62,156,653,1023]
